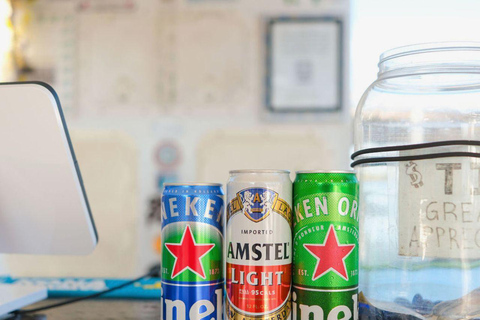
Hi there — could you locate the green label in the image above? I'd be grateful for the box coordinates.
[293,191,359,288]
[292,288,358,320]
[161,222,223,282]
[293,177,359,319]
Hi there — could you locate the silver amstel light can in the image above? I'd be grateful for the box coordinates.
[226,170,292,320]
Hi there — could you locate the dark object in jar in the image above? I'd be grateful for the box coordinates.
[359,292,423,320]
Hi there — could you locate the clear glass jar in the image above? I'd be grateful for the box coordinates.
[354,43,480,319]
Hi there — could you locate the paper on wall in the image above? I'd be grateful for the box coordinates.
[3,131,139,278]
[398,157,480,259]
[269,19,341,111]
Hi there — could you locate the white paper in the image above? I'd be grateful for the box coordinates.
[269,20,341,111]
[398,157,480,259]
[24,3,78,112]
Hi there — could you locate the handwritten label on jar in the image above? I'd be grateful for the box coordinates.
[398,157,480,259]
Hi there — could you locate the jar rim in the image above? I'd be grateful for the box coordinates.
[379,41,480,64]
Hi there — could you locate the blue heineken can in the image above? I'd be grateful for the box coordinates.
[161,183,224,320]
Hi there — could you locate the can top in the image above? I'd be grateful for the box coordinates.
[164,183,223,187]
[296,170,355,174]
[295,170,357,184]
[229,169,290,174]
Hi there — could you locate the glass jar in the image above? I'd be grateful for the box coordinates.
[353,43,480,319]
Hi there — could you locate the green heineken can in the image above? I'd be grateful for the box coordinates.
[292,171,359,320]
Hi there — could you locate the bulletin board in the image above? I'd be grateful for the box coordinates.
[265,17,343,113]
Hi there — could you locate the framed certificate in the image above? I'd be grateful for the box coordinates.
[266,17,343,112]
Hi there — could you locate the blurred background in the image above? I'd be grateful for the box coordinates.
[0,0,479,279]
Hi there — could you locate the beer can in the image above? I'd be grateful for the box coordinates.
[226,170,292,320]
[161,183,224,320]
[292,171,359,320]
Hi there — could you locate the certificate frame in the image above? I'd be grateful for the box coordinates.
[265,16,343,113]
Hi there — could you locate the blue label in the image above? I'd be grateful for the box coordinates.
[161,185,224,231]
[161,282,223,320]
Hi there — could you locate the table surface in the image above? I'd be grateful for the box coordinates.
[15,299,160,320]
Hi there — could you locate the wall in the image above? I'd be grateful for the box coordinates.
[1,0,351,277]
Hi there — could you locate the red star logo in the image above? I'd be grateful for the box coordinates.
[303,225,355,281]
[165,225,215,279]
